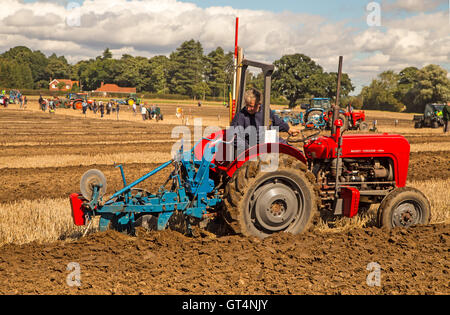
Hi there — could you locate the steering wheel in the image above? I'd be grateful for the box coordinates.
[287,127,321,144]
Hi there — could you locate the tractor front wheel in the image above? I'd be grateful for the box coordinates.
[223,154,318,238]
[377,187,431,230]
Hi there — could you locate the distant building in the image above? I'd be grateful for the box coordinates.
[49,79,79,91]
[94,82,136,95]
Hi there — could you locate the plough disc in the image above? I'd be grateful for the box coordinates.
[80,169,107,200]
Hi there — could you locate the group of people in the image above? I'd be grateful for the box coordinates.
[81,100,119,118]
[0,90,27,108]
[138,103,162,121]
[38,95,56,113]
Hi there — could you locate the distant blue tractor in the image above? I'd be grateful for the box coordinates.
[300,98,331,129]
[277,110,303,126]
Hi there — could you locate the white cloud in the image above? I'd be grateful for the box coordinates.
[384,0,447,12]
[0,0,448,93]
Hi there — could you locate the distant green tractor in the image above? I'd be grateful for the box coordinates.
[126,93,141,106]
[413,104,445,129]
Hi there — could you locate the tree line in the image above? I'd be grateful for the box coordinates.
[360,65,450,113]
[0,42,354,105]
[0,42,448,112]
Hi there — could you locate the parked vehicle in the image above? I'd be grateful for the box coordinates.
[413,103,445,129]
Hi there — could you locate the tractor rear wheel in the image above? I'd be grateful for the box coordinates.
[339,114,349,132]
[359,121,369,132]
[377,187,431,230]
[222,154,318,238]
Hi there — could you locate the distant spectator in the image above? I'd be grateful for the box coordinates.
[93,101,98,114]
[39,95,45,111]
[443,102,449,134]
[99,101,105,118]
[82,100,88,115]
[132,103,137,116]
[106,102,112,115]
[141,105,147,121]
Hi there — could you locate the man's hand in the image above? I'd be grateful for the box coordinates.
[288,128,300,137]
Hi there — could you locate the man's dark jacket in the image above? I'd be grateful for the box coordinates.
[229,107,290,148]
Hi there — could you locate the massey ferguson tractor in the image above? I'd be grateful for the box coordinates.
[70,58,431,238]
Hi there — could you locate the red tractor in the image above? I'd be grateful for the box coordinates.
[54,93,92,109]
[218,59,430,237]
[324,105,368,132]
[70,58,431,238]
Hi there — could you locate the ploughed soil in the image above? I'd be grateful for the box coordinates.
[0,108,449,295]
[0,225,448,295]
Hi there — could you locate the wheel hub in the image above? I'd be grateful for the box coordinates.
[252,181,301,232]
[393,202,420,227]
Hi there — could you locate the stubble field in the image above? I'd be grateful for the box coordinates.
[0,100,448,295]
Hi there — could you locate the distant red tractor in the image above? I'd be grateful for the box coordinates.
[54,93,92,109]
[325,106,369,132]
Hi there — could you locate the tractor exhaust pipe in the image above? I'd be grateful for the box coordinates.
[332,56,343,135]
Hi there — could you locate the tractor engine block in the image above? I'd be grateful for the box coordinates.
[333,158,393,183]
[313,157,395,207]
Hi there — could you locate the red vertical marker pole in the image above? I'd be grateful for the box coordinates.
[230,17,239,124]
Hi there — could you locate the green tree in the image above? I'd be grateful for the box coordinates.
[71,82,80,93]
[323,72,355,100]
[396,66,420,110]
[0,57,34,89]
[57,81,67,90]
[205,47,232,97]
[409,64,450,112]
[46,53,71,80]
[102,48,113,59]
[192,81,211,100]
[272,54,325,108]
[361,71,404,112]
[169,40,205,97]
[115,55,151,92]
[1,46,49,88]
[148,55,170,94]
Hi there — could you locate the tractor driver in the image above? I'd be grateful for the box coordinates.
[230,88,300,149]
